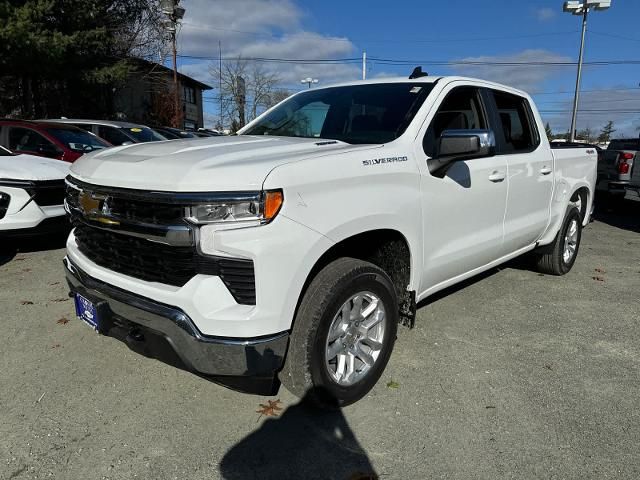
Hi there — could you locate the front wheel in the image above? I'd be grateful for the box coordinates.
[534,207,582,275]
[281,258,398,408]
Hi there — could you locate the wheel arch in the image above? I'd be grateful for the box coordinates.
[295,228,417,329]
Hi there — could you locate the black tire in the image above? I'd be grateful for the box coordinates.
[281,257,399,408]
[535,207,582,276]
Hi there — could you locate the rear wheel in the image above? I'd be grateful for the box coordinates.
[281,257,398,408]
[535,207,582,275]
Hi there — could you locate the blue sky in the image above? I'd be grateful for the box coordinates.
[176,0,640,135]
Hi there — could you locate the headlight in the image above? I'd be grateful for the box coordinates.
[185,190,283,225]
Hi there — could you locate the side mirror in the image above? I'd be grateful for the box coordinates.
[428,129,495,176]
[37,143,62,158]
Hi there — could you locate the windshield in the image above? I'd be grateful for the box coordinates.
[242,83,434,144]
[124,127,167,142]
[608,139,640,151]
[44,127,110,152]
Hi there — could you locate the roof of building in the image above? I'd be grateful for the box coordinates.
[131,58,213,91]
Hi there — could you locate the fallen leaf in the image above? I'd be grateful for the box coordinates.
[256,399,283,418]
[51,298,69,303]
[49,282,60,286]
[56,318,70,325]
[486,405,496,409]
[51,344,61,349]
[386,380,400,389]
[592,276,605,282]
[14,257,26,261]
[544,364,553,371]
[20,300,34,305]
[594,268,606,274]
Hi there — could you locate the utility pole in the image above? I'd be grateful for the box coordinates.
[362,51,367,80]
[218,40,223,130]
[160,0,185,128]
[563,1,611,142]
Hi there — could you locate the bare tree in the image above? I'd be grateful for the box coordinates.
[210,57,281,131]
[266,89,293,109]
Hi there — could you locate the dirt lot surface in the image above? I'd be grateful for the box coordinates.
[1,199,639,480]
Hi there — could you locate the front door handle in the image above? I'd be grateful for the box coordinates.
[540,166,552,175]
[488,171,506,182]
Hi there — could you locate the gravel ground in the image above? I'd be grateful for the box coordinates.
[1,199,639,480]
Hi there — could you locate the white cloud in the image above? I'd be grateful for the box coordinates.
[177,0,361,88]
[451,49,572,92]
[538,88,640,137]
[536,7,556,22]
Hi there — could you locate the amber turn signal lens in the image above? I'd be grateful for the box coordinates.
[264,190,284,221]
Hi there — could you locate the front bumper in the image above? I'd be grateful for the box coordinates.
[64,257,289,395]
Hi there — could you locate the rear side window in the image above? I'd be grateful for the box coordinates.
[423,86,487,158]
[491,91,539,153]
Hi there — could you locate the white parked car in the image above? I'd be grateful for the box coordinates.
[63,76,597,407]
[0,146,70,238]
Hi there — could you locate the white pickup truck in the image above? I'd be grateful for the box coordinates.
[64,76,596,407]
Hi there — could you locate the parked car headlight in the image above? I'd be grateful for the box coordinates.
[185,190,283,225]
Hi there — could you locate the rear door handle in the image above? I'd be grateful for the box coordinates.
[488,171,506,182]
[540,166,552,175]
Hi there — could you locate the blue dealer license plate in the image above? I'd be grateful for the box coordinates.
[74,293,99,330]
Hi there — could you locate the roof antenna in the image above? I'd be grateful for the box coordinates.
[409,66,428,79]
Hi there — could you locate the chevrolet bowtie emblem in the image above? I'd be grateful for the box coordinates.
[78,191,120,226]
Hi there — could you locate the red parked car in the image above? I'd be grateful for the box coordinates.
[0,119,111,162]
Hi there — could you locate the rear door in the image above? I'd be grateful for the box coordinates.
[486,89,553,252]
[416,84,508,291]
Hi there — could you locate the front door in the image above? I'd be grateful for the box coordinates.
[415,84,508,294]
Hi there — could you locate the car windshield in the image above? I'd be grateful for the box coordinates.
[242,83,434,144]
[44,127,110,152]
[608,139,640,151]
[123,127,166,142]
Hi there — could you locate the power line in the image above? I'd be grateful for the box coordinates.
[532,86,640,95]
[180,22,579,45]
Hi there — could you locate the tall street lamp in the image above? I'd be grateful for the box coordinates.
[563,0,611,141]
[301,77,319,89]
[160,0,186,128]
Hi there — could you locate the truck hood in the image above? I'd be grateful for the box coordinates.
[69,135,373,191]
[0,154,70,181]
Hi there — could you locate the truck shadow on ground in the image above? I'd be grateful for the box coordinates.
[219,387,378,480]
[591,195,640,234]
[0,230,69,267]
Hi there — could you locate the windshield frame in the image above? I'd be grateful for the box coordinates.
[240,82,435,145]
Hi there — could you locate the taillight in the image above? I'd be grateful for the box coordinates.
[618,161,630,174]
[620,152,634,161]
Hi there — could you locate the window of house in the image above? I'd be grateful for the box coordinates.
[423,87,487,158]
[183,86,196,104]
[491,91,539,153]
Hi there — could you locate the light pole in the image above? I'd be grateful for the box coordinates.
[301,77,319,89]
[160,0,185,128]
[563,0,611,142]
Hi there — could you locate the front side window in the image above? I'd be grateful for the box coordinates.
[8,127,55,153]
[423,87,487,158]
[243,83,434,144]
[491,91,539,153]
